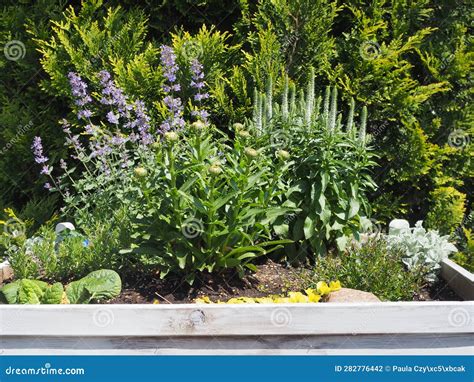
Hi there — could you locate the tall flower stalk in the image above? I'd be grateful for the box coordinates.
[160,45,184,133]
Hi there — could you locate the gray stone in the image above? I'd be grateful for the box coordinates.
[327,288,381,303]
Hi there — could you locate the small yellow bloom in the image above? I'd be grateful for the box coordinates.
[316,281,332,296]
[288,291,309,303]
[330,280,341,291]
[305,288,321,303]
[195,296,212,304]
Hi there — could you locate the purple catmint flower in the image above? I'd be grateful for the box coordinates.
[32,137,48,164]
[44,182,52,190]
[59,159,67,170]
[77,109,92,119]
[106,111,120,124]
[159,45,184,133]
[190,58,210,123]
[40,165,52,175]
[68,72,91,109]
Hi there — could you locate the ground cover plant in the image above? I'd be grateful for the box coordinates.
[0,0,470,303]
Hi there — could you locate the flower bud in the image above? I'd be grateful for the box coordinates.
[233,122,244,131]
[208,164,223,175]
[276,149,290,161]
[244,147,258,159]
[164,131,179,142]
[191,121,206,130]
[134,167,148,178]
[237,130,250,138]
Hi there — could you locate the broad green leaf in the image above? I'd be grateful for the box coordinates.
[41,282,64,304]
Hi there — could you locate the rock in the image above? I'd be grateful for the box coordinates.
[327,288,381,303]
[0,260,13,285]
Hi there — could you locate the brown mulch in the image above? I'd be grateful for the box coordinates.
[107,259,461,304]
[107,260,304,304]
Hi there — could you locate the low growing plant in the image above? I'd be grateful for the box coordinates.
[0,269,121,304]
[304,237,426,301]
[387,219,458,282]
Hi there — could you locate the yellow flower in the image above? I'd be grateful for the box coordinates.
[288,291,309,303]
[195,296,212,304]
[305,288,321,303]
[153,299,160,304]
[316,281,332,296]
[330,280,341,291]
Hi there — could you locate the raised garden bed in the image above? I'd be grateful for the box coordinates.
[1,302,473,355]
[1,257,473,355]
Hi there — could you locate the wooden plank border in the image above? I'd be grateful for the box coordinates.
[441,258,474,300]
[1,302,472,337]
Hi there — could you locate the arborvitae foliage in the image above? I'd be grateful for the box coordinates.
[0,0,66,213]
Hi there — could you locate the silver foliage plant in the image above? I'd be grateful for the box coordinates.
[387,219,458,282]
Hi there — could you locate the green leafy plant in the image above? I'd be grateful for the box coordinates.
[387,219,458,282]
[248,70,377,259]
[126,124,294,283]
[0,269,121,304]
[304,237,426,301]
[65,269,122,304]
[4,220,127,281]
[0,279,64,304]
